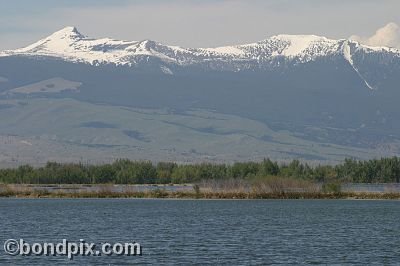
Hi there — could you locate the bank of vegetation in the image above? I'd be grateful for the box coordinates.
[0,157,399,185]
[0,183,400,199]
[1,158,400,199]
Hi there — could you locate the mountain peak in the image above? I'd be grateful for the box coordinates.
[49,26,85,40]
[58,26,78,32]
[2,27,399,68]
[6,26,87,55]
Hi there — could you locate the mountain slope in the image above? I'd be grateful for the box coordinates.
[0,27,400,164]
[0,27,397,66]
[2,26,399,90]
[2,97,388,167]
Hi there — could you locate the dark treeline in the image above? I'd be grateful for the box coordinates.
[0,157,399,184]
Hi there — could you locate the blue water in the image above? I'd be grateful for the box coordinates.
[0,199,399,265]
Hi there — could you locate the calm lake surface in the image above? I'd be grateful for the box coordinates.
[0,199,399,265]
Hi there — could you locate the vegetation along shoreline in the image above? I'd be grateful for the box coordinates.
[1,157,400,199]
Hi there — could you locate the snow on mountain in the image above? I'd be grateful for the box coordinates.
[1,26,399,70]
[342,40,376,90]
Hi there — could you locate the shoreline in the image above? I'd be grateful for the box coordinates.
[2,183,400,200]
[1,190,400,200]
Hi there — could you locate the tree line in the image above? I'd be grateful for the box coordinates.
[0,157,399,184]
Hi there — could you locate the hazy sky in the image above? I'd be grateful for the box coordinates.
[1,0,400,50]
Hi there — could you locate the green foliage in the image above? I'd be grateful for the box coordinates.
[322,182,341,194]
[0,157,399,184]
[336,157,400,183]
[156,162,176,184]
[229,162,259,178]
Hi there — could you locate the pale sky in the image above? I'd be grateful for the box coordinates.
[1,0,400,50]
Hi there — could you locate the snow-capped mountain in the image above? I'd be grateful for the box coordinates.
[2,26,400,91]
[1,26,400,163]
[2,26,399,69]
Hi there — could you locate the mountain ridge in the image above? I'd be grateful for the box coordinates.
[1,26,399,69]
[1,27,400,164]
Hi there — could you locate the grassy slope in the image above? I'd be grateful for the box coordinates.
[0,98,392,166]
